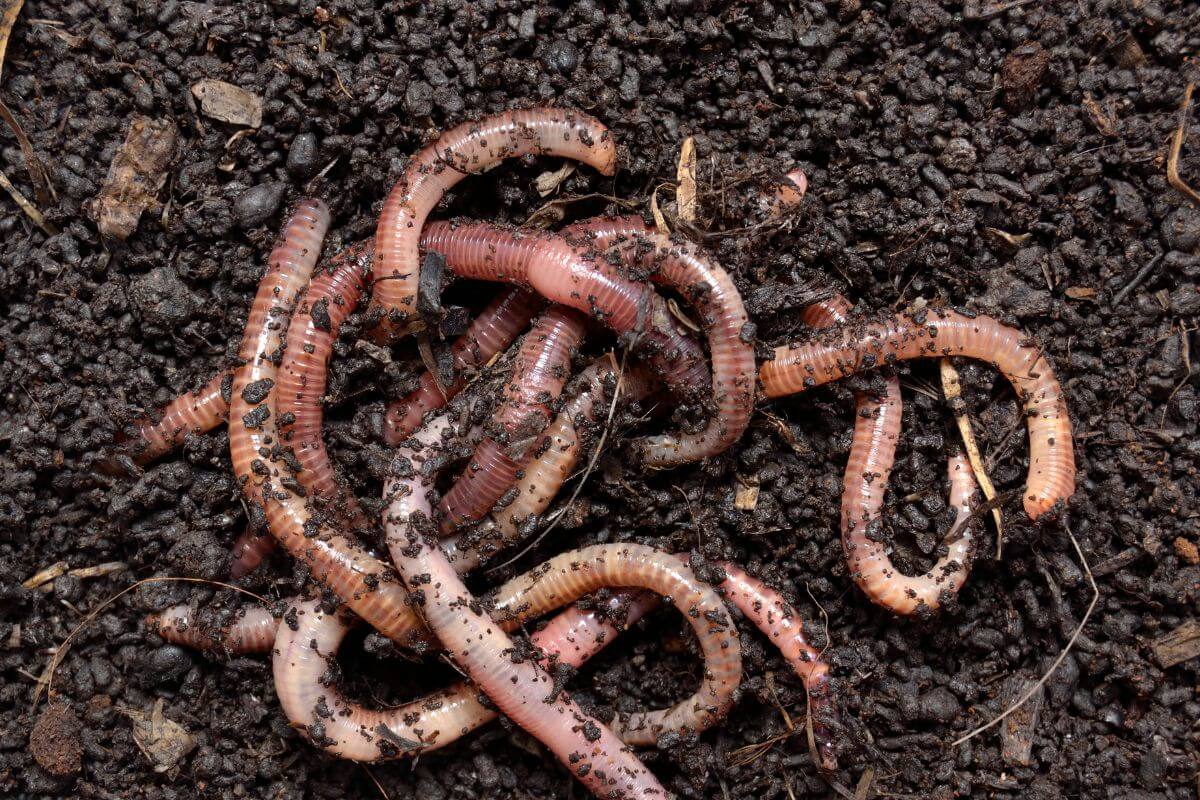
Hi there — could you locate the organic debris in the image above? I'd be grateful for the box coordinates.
[89,116,177,240]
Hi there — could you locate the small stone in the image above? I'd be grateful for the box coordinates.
[286,133,320,178]
[543,39,580,74]
[1162,205,1200,252]
[145,645,193,685]
[918,687,962,723]
[233,183,285,229]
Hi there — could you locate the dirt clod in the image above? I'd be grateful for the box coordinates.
[30,704,82,777]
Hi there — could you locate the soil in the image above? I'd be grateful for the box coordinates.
[2,1,1199,798]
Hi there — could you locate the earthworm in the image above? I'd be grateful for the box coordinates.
[421,220,711,399]
[116,371,231,466]
[149,604,277,654]
[803,297,979,614]
[561,216,756,466]
[229,527,278,579]
[276,239,374,531]
[762,168,809,217]
[486,542,743,745]
[369,108,618,341]
[716,562,838,772]
[442,357,656,571]
[272,592,657,761]
[383,416,666,798]
[226,199,424,644]
[438,305,588,531]
[384,286,543,445]
[759,308,1075,519]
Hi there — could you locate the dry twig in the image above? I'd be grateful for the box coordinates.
[939,360,1004,556]
[1166,82,1199,206]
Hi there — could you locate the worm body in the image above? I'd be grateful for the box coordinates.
[370,108,618,341]
[562,217,755,466]
[117,371,231,466]
[760,309,1074,519]
[229,527,278,579]
[803,297,979,614]
[384,286,543,445]
[272,593,656,761]
[439,306,587,531]
[227,200,425,644]
[149,604,277,654]
[421,221,710,395]
[276,239,374,530]
[716,562,837,771]
[383,416,666,799]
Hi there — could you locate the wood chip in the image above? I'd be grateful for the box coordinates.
[1152,619,1200,668]
[125,698,196,773]
[734,476,760,511]
[940,360,1004,556]
[22,561,68,590]
[90,116,177,240]
[0,0,22,84]
[534,162,575,197]
[676,136,697,223]
[650,183,669,234]
[191,79,263,128]
[1064,286,1097,300]
[1000,676,1042,766]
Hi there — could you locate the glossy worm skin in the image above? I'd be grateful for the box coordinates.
[227,200,424,645]
[383,416,666,799]
[370,108,618,341]
[120,372,231,465]
[229,527,278,579]
[562,216,756,466]
[760,308,1075,519]
[149,604,277,654]
[442,357,655,571]
[487,543,743,746]
[275,239,374,531]
[272,592,657,761]
[803,297,979,614]
[716,562,838,772]
[438,306,587,532]
[421,220,711,398]
[384,286,543,445]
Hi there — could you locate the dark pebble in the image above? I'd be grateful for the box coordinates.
[918,687,962,723]
[543,39,580,74]
[233,183,286,229]
[1163,205,1200,252]
[286,133,320,178]
[145,644,193,685]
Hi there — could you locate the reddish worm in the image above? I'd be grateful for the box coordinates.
[383,415,668,798]
[803,296,979,614]
[370,107,618,341]
[759,308,1075,520]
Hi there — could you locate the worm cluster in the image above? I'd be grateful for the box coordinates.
[109,108,1076,799]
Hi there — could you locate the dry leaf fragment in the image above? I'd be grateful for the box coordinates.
[0,0,23,84]
[676,136,697,223]
[650,184,669,234]
[534,162,575,197]
[90,116,177,240]
[939,360,1004,555]
[125,698,195,773]
[191,79,263,128]
[734,477,760,511]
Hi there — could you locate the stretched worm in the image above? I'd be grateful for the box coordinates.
[384,286,543,445]
[370,108,618,341]
[272,592,658,761]
[759,308,1075,519]
[421,220,711,398]
[148,604,277,654]
[804,297,979,614]
[442,357,656,571]
[438,305,588,531]
[716,562,838,772]
[383,416,666,799]
[561,216,755,466]
[112,372,231,466]
[226,200,425,645]
[276,239,374,531]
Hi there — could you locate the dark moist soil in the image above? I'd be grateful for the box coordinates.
[1,1,1199,798]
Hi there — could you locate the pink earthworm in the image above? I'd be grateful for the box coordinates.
[275,239,375,531]
[148,604,277,654]
[272,592,657,761]
[369,108,618,341]
[803,296,979,614]
[229,527,278,579]
[560,216,755,466]
[762,168,809,217]
[716,562,838,772]
[441,357,656,572]
[384,286,543,445]
[383,416,667,798]
[421,220,711,399]
[759,308,1075,519]
[438,305,588,531]
[227,200,426,644]
[114,371,231,466]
